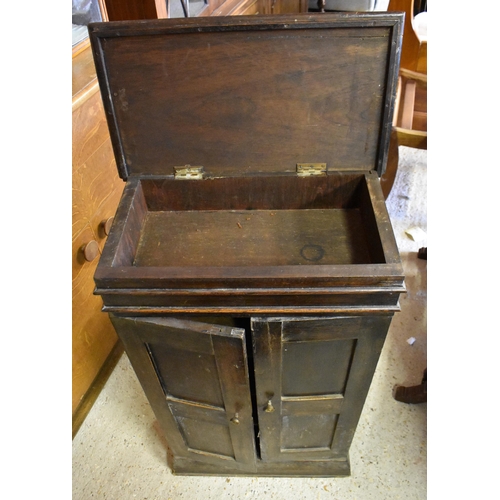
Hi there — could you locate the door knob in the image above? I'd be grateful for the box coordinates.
[100,216,114,236]
[81,240,99,262]
[264,400,275,413]
[230,414,240,425]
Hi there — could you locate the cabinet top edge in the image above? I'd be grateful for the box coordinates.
[88,12,405,37]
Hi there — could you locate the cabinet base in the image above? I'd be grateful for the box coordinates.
[169,455,351,477]
[156,419,351,476]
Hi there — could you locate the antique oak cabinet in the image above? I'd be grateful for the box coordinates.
[90,13,405,476]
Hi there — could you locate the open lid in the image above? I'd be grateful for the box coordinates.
[89,13,403,180]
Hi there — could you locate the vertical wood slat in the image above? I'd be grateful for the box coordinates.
[392,75,402,127]
[400,79,417,130]
[251,320,283,461]
[212,330,257,467]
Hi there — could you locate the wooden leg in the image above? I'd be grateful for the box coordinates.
[393,369,427,404]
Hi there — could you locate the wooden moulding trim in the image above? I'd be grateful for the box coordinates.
[88,12,404,37]
[95,285,406,296]
[94,263,405,282]
[94,276,405,291]
[103,305,400,315]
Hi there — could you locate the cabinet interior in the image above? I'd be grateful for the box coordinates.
[111,173,386,269]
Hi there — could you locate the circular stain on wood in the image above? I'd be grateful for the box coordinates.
[300,244,325,262]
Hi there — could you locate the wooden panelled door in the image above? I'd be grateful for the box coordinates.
[252,316,391,462]
[110,315,257,469]
[110,314,392,470]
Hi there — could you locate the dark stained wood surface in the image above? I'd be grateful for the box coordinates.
[94,172,404,297]
[252,315,391,462]
[111,315,257,468]
[89,13,403,179]
[139,174,365,211]
[133,208,376,267]
[97,288,402,313]
[171,454,350,476]
[89,14,406,477]
[110,313,393,475]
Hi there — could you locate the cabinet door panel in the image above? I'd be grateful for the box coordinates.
[252,316,391,462]
[110,315,256,467]
[282,337,355,396]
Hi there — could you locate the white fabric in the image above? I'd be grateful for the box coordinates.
[413,11,428,42]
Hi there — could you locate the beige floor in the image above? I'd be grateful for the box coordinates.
[72,146,427,499]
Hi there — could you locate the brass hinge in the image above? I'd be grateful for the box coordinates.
[173,165,205,180]
[296,163,327,176]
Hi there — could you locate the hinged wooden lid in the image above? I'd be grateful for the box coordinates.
[89,13,403,180]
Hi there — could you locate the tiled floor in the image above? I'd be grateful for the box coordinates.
[72,146,427,499]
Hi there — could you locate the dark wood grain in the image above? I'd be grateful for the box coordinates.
[94,172,404,303]
[133,208,374,267]
[253,315,392,462]
[110,315,257,468]
[140,174,364,212]
[89,13,403,179]
[91,14,405,477]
